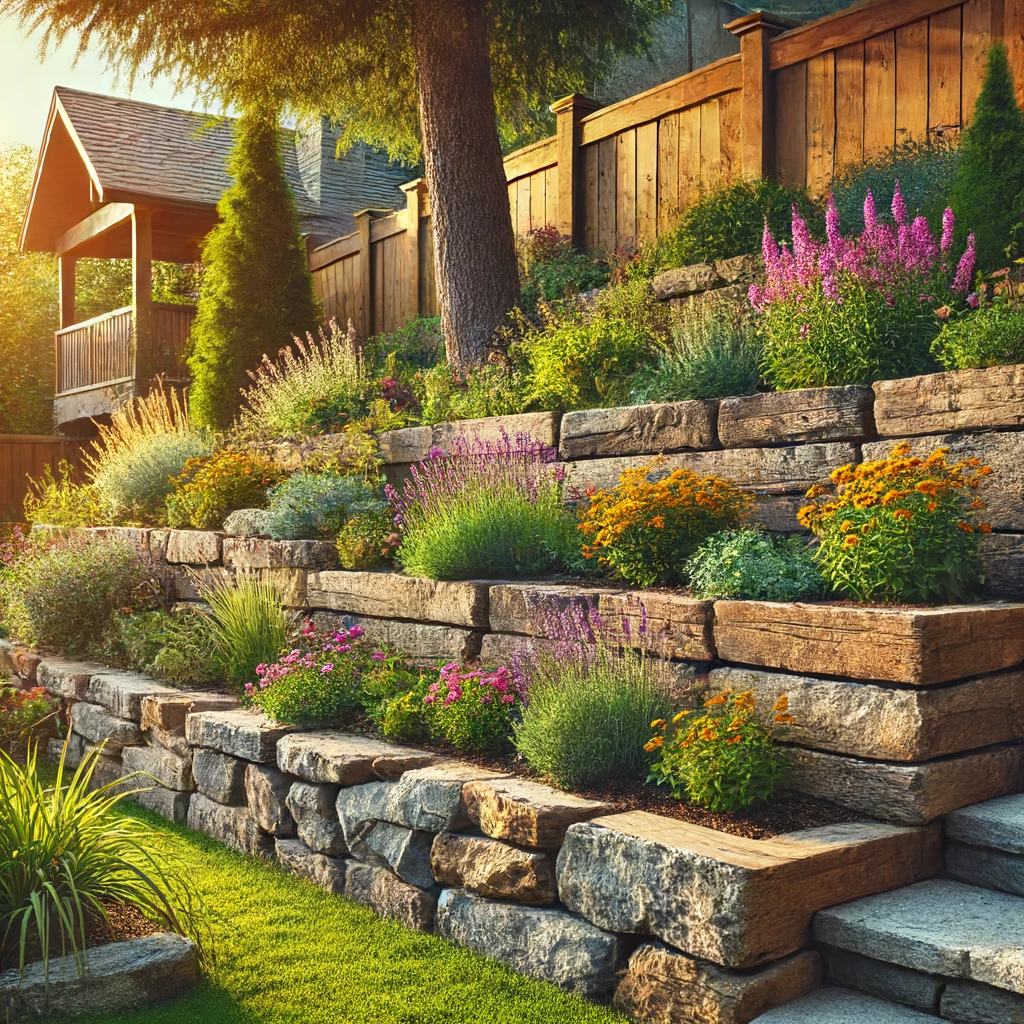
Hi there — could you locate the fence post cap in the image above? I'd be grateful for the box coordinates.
[725,11,798,37]
[549,94,601,116]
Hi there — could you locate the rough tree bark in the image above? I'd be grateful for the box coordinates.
[413,0,521,374]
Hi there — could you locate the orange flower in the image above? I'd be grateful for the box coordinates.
[892,509,913,521]
[979,522,993,534]
[957,522,975,533]
[839,520,854,533]
[842,535,859,549]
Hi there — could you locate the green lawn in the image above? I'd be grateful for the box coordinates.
[44,805,625,1024]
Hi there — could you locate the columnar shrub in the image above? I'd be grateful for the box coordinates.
[578,461,752,587]
[753,188,977,389]
[798,444,991,603]
[647,690,792,812]
[388,433,579,580]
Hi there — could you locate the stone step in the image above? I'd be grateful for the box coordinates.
[945,793,1024,896]
[751,986,943,1022]
[813,878,1024,996]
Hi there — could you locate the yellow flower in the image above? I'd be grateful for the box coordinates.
[839,520,854,533]
[672,710,690,723]
[842,535,859,550]
[650,718,666,730]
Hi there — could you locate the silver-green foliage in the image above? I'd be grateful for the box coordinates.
[685,529,826,602]
[263,473,382,541]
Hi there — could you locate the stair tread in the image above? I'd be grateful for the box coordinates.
[751,986,942,1022]
[814,878,1024,995]
[946,793,1024,855]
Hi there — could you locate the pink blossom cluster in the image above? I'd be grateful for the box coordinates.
[0,525,30,569]
[748,183,977,313]
[244,619,367,696]
[385,430,564,527]
[424,662,526,708]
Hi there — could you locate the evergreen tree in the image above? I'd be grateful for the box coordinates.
[187,106,321,429]
[950,42,1024,271]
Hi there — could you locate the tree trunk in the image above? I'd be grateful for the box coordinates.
[412,0,521,374]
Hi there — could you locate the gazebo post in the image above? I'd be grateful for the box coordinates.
[132,208,153,390]
[58,254,76,329]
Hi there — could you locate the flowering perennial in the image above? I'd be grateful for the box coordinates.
[421,662,526,754]
[798,444,991,603]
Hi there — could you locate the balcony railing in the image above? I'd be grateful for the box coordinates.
[55,303,197,396]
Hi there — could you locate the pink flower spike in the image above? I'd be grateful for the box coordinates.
[954,233,977,294]
[891,180,908,226]
[863,189,877,231]
[941,208,955,252]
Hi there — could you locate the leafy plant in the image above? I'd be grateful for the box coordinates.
[798,443,990,603]
[0,536,154,655]
[335,508,400,570]
[416,361,531,425]
[518,279,671,411]
[200,575,292,692]
[421,662,524,754]
[512,610,672,789]
[931,288,1024,370]
[754,189,976,390]
[949,43,1024,270]
[264,472,382,540]
[629,294,762,403]
[579,461,752,587]
[223,508,271,538]
[85,385,212,525]
[519,226,609,313]
[166,450,284,530]
[654,178,822,269]
[0,741,197,982]
[0,685,56,749]
[388,434,579,580]
[685,529,826,601]
[646,690,792,812]
[23,462,101,528]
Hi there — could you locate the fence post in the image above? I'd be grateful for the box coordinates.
[131,207,153,390]
[726,12,794,181]
[401,179,427,320]
[551,94,601,248]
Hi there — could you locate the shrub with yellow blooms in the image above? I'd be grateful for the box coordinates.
[578,461,752,587]
[646,690,792,812]
[798,444,991,604]
[166,450,285,530]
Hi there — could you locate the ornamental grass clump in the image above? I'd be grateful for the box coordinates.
[647,690,792,813]
[512,600,673,789]
[578,460,752,587]
[388,433,578,580]
[753,187,977,389]
[798,444,991,604]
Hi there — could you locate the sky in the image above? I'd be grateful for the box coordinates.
[0,15,220,151]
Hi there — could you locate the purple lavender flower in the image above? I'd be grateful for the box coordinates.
[941,208,955,252]
[954,233,977,294]
[891,180,908,226]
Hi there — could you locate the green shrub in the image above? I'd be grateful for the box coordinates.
[513,637,672,790]
[0,685,56,749]
[23,462,101,528]
[165,450,284,529]
[831,138,959,238]
[420,663,523,754]
[1,537,154,655]
[416,361,531,425]
[799,443,989,604]
[685,529,826,601]
[201,576,292,692]
[187,104,322,430]
[655,179,821,269]
[519,226,609,313]
[390,436,579,580]
[223,508,271,537]
[264,473,381,540]
[647,690,791,812]
[519,279,670,411]
[931,297,1024,369]
[950,43,1024,270]
[629,295,762,403]
[0,741,197,978]
[579,462,752,588]
[368,316,445,376]
[336,508,400,570]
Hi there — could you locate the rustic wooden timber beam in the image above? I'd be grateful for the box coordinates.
[56,202,134,255]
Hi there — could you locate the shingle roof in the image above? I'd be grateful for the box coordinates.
[55,86,318,215]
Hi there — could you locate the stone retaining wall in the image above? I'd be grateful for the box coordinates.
[0,647,948,1024]
[377,364,1024,597]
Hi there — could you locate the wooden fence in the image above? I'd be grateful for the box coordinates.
[309,0,1024,340]
[0,436,87,522]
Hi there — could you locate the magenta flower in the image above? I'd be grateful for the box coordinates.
[941,208,955,252]
[347,625,365,639]
[891,180,908,226]
[371,651,387,662]
[954,233,977,294]
[863,190,877,231]
[321,663,334,674]
[967,292,980,308]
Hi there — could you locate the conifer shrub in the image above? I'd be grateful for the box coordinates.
[188,105,322,430]
[949,43,1024,270]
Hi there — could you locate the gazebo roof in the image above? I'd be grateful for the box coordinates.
[20,86,317,262]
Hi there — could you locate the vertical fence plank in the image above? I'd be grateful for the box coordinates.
[963,0,995,121]
[616,129,637,250]
[657,113,679,235]
[1006,0,1024,107]
[835,40,866,171]
[718,89,742,184]
[929,6,963,134]
[544,165,557,228]
[531,170,546,233]
[598,137,617,251]
[896,18,930,144]
[806,51,836,196]
[636,121,659,246]
[517,176,532,235]
[774,62,808,186]
[699,98,722,192]
[584,145,599,249]
[864,31,897,158]
[677,105,702,210]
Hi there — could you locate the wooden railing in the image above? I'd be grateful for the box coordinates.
[310,0,1016,343]
[55,304,196,395]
